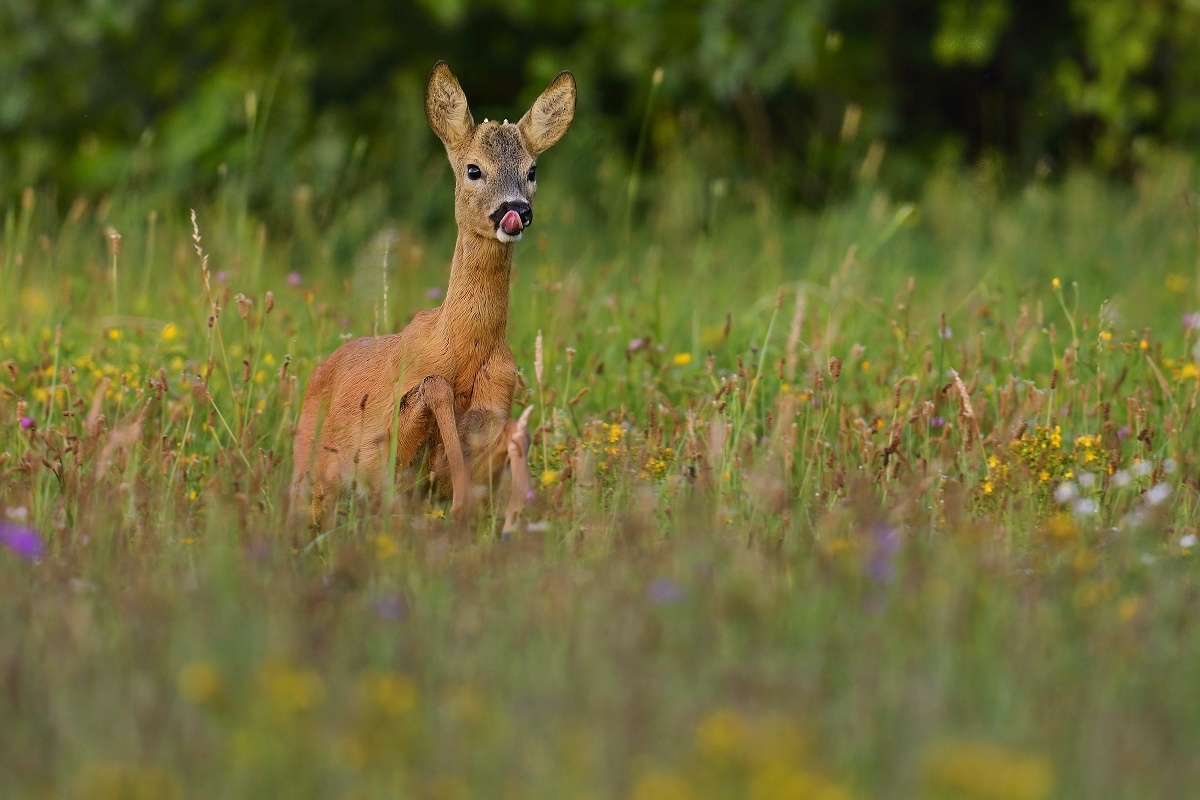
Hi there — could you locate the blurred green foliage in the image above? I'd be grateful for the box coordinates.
[3,0,1200,219]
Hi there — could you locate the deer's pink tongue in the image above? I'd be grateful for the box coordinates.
[500,210,523,235]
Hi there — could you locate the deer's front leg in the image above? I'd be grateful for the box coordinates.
[418,375,473,521]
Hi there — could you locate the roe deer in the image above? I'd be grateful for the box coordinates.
[290,61,576,532]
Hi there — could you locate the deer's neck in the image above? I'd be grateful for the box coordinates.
[438,232,514,361]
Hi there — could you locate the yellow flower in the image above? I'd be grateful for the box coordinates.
[360,671,417,716]
[161,323,178,341]
[374,535,399,560]
[695,709,750,763]
[178,662,221,704]
[1166,273,1188,293]
[107,328,121,340]
[1051,277,1061,289]
[923,740,1054,800]
[541,469,559,486]
[1140,339,1149,351]
[632,771,694,800]
[672,352,692,366]
[257,661,325,712]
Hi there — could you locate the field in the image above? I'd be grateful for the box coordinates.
[3,148,1200,799]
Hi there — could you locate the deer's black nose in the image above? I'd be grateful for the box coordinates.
[491,201,533,230]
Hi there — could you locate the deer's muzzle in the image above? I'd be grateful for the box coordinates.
[491,201,532,235]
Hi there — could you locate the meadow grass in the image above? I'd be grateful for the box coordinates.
[2,152,1200,799]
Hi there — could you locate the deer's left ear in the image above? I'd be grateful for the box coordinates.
[518,71,576,156]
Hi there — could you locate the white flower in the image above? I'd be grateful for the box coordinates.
[1073,498,1098,516]
[1145,483,1172,507]
[1078,472,1096,489]
[1054,482,1077,504]
[1180,534,1198,549]
[1133,460,1153,477]
[1112,470,1131,488]
[1164,458,1178,474]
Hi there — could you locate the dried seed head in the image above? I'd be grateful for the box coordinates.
[265,291,275,314]
[1050,368,1058,391]
[534,329,544,386]
[235,293,253,321]
[828,356,842,380]
[565,346,576,364]
[105,226,121,255]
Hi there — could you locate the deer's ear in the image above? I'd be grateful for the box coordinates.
[518,71,576,156]
[426,61,475,149]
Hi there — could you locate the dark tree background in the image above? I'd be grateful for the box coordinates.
[3,0,1198,219]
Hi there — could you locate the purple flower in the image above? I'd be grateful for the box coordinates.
[373,594,408,622]
[19,416,34,430]
[287,272,303,287]
[214,270,229,283]
[646,578,685,605]
[1185,311,1200,331]
[865,522,899,586]
[0,523,45,561]
[930,416,946,428]
[1117,425,1131,441]
[426,286,443,299]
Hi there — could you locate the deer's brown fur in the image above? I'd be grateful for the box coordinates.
[290,61,575,532]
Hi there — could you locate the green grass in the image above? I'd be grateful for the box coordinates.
[3,152,1200,799]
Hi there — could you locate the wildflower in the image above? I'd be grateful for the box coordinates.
[923,740,1054,800]
[1078,472,1096,489]
[930,416,946,428]
[632,771,693,800]
[672,352,692,366]
[1166,273,1188,293]
[287,271,303,287]
[373,595,408,622]
[1072,498,1097,516]
[106,328,121,340]
[866,522,900,586]
[1112,470,1131,487]
[425,286,442,299]
[1052,277,1061,289]
[257,661,325,712]
[1186,311,1200,331]
[360,671,417,716]
[1180,534,1198,550]
[541,469,559,487]
[374,535,399,560]
[1145,483,1171,507]
[646,578,685,606]
[19,416,34,430]
[1053,482,1076,504]
[1140,339,1149,351]
[695,710,750,764]
[0,522,45,561]
[161,323,178,341]
[178,662,220,704]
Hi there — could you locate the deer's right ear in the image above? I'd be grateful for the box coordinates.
[426,61,475,149]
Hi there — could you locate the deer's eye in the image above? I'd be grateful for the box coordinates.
[527,165,537,182]
[466,164,482,181]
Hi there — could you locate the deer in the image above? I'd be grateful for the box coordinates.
[289,61,576,534]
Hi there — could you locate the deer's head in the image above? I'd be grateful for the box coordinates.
[425,61,576,243]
